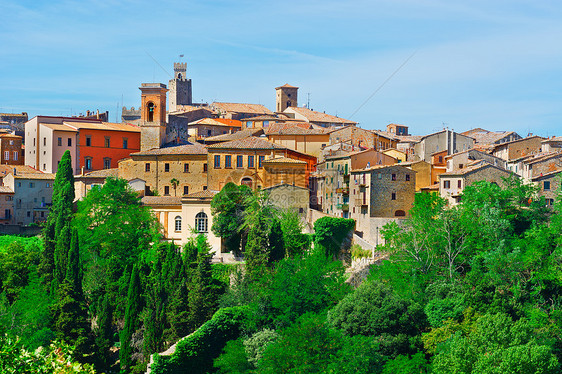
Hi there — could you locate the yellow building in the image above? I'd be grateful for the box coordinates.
[382,148,407,163]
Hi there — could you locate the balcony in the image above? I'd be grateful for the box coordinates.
[354,198,367,206]
[342,204,349,211]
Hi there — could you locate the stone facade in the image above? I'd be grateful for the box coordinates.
[445,149,507,172]
[168,62,192,112]
[267,131,329,159]
[492,136,544,161]
[139,83,168,151]
[386,123,409,136]
[0,186,14,224]
[0,113,28,135]
[521,152,562,183]
[542,137,562,153]
[264,183,309,215]
[3,173,55,226]
[275,84,298,112]
[399,160,431,191]
[532,170,561,207]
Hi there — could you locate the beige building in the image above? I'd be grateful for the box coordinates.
[266,125,329,159]
[399,160,431,191]
[541,137,562,153]
[382,148,407,163]
[74,169,118,201]
[0,186,14,224]
[413,129,474,163]
[461,128,522,145]
[520,152,562,183]
[445,149,507,172]
[264,183,310,215]
[282,106,356,128]
[211,102,274,120]
[118,142,208,197]
[3,172,55,225]
[492,136,544,161]
[532,170,561,207]
[187,118,241,140]
[439,162,513,205]
[276,84,299,112]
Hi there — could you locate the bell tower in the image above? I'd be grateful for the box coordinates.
[168,62,192,112]
[139,83,168,151]
[275,84,299,112]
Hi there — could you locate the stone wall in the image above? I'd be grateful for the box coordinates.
[369,166,416,218]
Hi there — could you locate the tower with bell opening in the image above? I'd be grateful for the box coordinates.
[168,62,192,112]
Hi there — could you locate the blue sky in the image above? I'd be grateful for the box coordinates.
[1,0,561,136]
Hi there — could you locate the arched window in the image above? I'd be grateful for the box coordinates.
[241,177,253,188]
[178,73,182,80]
[147,102,155,122]
[195,212,208,233]
[175,216,182,231]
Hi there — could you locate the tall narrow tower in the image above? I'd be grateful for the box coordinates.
[139,83,168,151]
[275,84,299,112]
[168,62,192,112]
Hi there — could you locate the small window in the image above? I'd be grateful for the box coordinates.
[203,185,207,190]
[123,138,128,149]
[103,158,111,169]
[195,212,208,233]
[13,151,18,161]
[405,174,410,181]
[85,158,92,170]
[164,163,170,172]
[67,138,72,146]
[56,137,61,146]
[237,155,243,168]
[174,216,182,232]
[391,192,396,200]
[259,155,265,168]
[29,182,34,188]
[3,151,9,160]
[544,181,551,191]
[438,156,443,163]
[225,155,232,168]
[104,137,110,148]
[459,163,464,169]
[248,156,254,168]
[458,180,462,188]
[444,180,451,189]
[203,164,208,172]
[184,163,189,173]
[214,155,221,168]
[86,136,91,146]
[391,174,396,181]
[183,186,189,195]
[145,163,150,172]
[164,186,170,195]
[46,183,51,188]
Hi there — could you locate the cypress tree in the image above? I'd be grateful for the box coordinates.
[95,294,114,373]
[269,217,285,262]
[244,209,271,279]
[120,264,142,373]
[143,257,167,359]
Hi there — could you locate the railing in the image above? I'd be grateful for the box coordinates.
[342,204,349,211]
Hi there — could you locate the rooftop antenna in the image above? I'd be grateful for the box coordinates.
[307,93,310,109]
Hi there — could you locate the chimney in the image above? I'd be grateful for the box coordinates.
[86,110,91,116]
[96,109,100,119]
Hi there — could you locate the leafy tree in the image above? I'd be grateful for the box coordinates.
[313,216,355,259]
[213,338,253,374]
[94,294,114,373]
[211,183,252,255]
[279,208,310,257]
[170,178,179,196]
[0,241,41,303]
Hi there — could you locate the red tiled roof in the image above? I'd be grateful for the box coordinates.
[131,143,207,156]
[212,102,274,115]
[206,137,286,150]
[205,128,264,142]
[183,189,219,199]
[189,118,242,127]
[265,122,313,134]
[141,196,182,206]
[285,107,356,125]
[275,83,299,89]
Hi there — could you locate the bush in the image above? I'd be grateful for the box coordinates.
[351,244,371,260]
[313,217,355,259]
[151,306,251,374]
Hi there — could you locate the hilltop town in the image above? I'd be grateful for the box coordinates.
[0,61,559,254]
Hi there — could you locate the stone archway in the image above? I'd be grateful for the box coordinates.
[241,177,253,189]
[395,210,406,217]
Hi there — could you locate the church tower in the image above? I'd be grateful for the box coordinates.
[139,83,168,151]
[168,62,192,112]
[275,84,299,112]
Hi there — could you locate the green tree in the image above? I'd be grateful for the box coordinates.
[94,294,114,373]
[170,178,179,196]
[279,208,310,257]
[120,264,143,373]
[313,216,355,259]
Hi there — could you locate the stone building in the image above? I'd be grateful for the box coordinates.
[187,118,241,141]
[264,183,310,215]
[382,148,407,163]
[492,136,544,161]
[520,152,562,183]
[0,113,28,135]
[118,142,208,197]
[350,164,416,218]
[532,170,561,207]
[413,129,474,163]
[241,115,288,130]
[211,102,274,120]
[439,162,513,205]
[0,133,24,165]
[276,84,299,112]
[386,123,409,136]
[445,149,507,172]
[461,128,522,145]
[398,160,431,191]
[139,83,168,152]
[541,137,562,153]
[74,168,118,201]
[0,186,14,224]
[168,62,192,112]
[3,172,55,225]
[266,125,329,159]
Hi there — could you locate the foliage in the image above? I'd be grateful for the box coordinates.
[243,328,278,368]
[351,244,371,260]
[313,216,355,259]
[213,338,252,374]
[279,208,310,257]
[120,264,143,373]
[151,306,251,374]
[0,334,96,374]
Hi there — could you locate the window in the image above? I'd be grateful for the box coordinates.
[391,192,396,200]
[438,156,443,163]
[195,212,208,233]
[203,164,208,172]
[259,155,265,168]
[3,151,8,160]
[225,155,232,168]
[248,156,254,168]
[9,140,13,145]
[164,186,170,195]
[203,185,207,190]
[164,163,170,172]
[444,180,451,189]
[391,174,396,181]
[43,164,46,171]
[67,138,72,146]
[207,129,212,137]
[86,136,91,146]
[237,155,243,168]
[174,216,182,232]
[459,163,464,169]
[147,102,155,122]
[13,151,18,161]
[544,181,551,190]
[405,174,410,181]
[29,182,34,188]
[46,183,51,188]
[458,180,462,188]
[27,211,31,217]
[145,163,150,172]
[123,138,128,149]
[214,155,221,168]
[184,163,189,173]
[263,121,269,128]
[183,186,189,195]
[103,158,111,169]
[546,198,554,206]
[85,158,92,170]
[104,137,110,148]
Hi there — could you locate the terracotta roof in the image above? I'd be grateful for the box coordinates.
[205,128,264,142]
[420,183,440,190]
[131,142,207,156]
[12,173,56,180]
[40,123,78,132]
[440,161,511,177]
[212,102,274,115]
[264,183,309,191]
[268,126,327,136]
[492,135,545,150]
[397,135,422,143]
[189,118,242,127]
[206,137,286,150]
[63,121,141,132]
[524,151,562,165]
[0,186,14,193]
[542,136,562,143]
[80,168,118,178]
[242,115,281,121]
[0,113,27,117]
[275,83,299,89]
[263,156,307,164]
[531,169,562,181]
[141,196,182,206]
[351,164,413,173]
[265,122,313,134]
[284,107,356,125]
[372,129,399,141]
[170,105,216,115]
[183,190,219,199]
[470,131,518,145]
[0,133,21,138]
[0,165,41,175]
